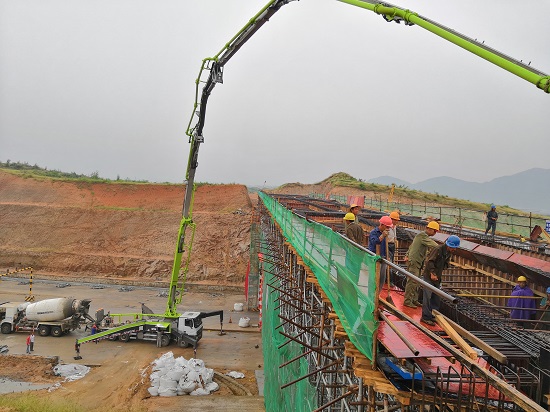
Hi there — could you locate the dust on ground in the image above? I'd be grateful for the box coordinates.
[0,279,264,411]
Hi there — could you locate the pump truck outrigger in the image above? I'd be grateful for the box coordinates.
[78,0,549,349]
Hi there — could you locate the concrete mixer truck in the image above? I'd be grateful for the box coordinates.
[0,298,94,337]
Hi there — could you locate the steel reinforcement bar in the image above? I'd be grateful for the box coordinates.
[258,192,546,412]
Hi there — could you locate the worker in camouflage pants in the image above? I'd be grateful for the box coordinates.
[403,221,439,308]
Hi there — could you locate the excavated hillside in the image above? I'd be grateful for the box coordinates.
[0,171,252,287]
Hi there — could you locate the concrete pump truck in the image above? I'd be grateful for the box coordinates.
[77,0,549,350]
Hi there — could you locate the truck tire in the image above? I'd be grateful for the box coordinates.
[160,334,170,347]
[1,323,12,334]
[107,334,118,341]
[119,332,130,342]
[38,325,51,337]
[178,338,189,348]
[51,326,63,337]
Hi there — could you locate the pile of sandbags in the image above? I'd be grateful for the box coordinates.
[147,351,219,397]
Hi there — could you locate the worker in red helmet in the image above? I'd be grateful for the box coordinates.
[368,216,393,291]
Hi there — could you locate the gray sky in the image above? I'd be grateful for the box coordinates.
[1,0,549,187]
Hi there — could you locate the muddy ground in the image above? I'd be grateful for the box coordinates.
[0,278,264,411]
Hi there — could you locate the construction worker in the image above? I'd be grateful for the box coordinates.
[403,221,439,308]
[341,213,363,315]
[368,216,394,291]
[485,204,498,237]
[343,212,363,245]
[343,213,363,276]
[349,203,361,219]
[421,235,460,326]
[508,276,536,327]
[74,339,82,360]
[387,211,400,262]
[536,287,550,330]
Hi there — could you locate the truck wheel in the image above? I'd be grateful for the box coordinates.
[178,338,189,348]
[51,326,63,337]
[160,334,170,347]
[119,332,130,342]
[38,325,51,337]
[108,334,118,341]
[0,323,12,334]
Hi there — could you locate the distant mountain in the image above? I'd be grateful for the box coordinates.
[366,175,410,187]
[368,168,550,215]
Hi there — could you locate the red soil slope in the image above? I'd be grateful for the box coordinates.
[0,171,252,286]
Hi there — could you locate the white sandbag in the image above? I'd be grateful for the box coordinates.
[181,365,192,377]
[178,380,197,394]
[200,368,214,384]
[147,386,159,397]
[226,371,245,379]
[166,366,185,381]
[205,381,219,393]
[190,358,205,370]
[238,317,250,327]
[159,376,178,390]
[154,352,175,370]
[158,388,177,397]
[176,388,189,396]
[234,302,244,311]
[174,357,188,368]
[190,388,210,396]
[186,370,200,383]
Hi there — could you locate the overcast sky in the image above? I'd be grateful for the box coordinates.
[1,0,549,187]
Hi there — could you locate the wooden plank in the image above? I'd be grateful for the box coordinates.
[433,310,508,364]
[434,313,478,360]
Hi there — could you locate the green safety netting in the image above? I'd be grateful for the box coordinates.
[260,193,378,382]
[261,254,318,412]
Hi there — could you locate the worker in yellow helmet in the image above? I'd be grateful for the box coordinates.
[508,276,536,327]
[403,221,440,309]
[341,213,364,316]
[343,213,363,245]
[387,211,400,262]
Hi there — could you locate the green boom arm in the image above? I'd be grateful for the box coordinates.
[338,0,549,92]
[165,0,549,317]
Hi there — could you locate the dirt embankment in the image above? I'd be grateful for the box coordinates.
[0,171,253,287]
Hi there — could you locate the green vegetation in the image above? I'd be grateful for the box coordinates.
[0,160,150,184]
[0,393,85,412]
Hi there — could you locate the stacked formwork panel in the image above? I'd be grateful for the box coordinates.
[259,192,547,412]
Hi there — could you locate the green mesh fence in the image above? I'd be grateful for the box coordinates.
[260,192,379,360]
[262,252,318,412]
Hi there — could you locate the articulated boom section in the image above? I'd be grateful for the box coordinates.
[165,213,196,317]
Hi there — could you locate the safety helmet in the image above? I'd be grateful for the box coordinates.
[343,213,356,221]
[445,235,460,248]
[546,286,550,294]
[491,204,496,209]
[389,211,400,221]
[517,276,527,282]
[379,216,393,227]
[427,221,440,231]
[350,204,359,209]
